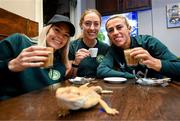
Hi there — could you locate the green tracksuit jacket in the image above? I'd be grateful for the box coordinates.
[69,38,109,78]
[0,33,66,100]
[97,35,180,79]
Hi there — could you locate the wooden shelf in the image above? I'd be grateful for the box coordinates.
[0,8,38,40]
[96,0,151,15]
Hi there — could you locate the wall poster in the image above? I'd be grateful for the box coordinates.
[166,2,180,28]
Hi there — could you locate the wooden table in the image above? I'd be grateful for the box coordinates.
[0,79,180,120]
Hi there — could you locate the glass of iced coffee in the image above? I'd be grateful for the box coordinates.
[124,49,139,66]
[43,47,54,68]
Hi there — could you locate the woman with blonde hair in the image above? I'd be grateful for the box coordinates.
[68,9,109,78]
[0,14,75,100]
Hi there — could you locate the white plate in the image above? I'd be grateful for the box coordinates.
[103,77,127,83]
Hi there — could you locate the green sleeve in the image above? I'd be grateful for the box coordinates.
[0,36,16,70]
[0,33,32,70]
[160,52,180,78]
[97,49,134,78]
[141,35,180,78]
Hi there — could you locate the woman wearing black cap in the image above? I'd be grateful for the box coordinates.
[0,14,75,100]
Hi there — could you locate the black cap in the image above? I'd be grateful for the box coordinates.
[47,14,75,37]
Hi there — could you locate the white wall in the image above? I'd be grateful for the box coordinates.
[138,10,153,35]
[138,0,180,56]
[0,0,43,33]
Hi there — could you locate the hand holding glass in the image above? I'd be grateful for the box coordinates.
[124,49,139,66]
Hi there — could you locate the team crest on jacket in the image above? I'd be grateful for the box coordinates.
[96,55,104,63]
[48,69,61,80]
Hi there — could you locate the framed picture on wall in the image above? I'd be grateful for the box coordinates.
[166,2,180,28]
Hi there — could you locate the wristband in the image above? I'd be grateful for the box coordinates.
[72,63,79,68]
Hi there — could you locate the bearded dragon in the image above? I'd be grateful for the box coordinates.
[56,83,119,116]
